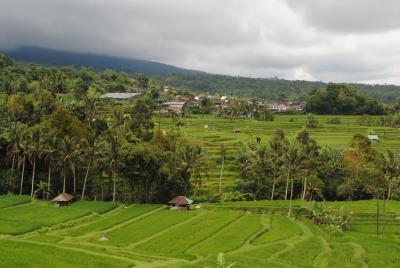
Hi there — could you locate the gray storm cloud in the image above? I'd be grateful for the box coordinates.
[1,0,400,84]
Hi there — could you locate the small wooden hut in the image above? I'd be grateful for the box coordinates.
[52,193,74,206]
[368,134,379,142]
[168,196,193,210]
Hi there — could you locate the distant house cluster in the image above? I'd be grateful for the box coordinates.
[269,102,305,112]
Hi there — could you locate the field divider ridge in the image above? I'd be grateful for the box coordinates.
[126,209,208,250]
[184,211,246,256]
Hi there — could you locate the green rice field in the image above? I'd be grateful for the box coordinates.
[0,195,399,267]
[159,115,400,192]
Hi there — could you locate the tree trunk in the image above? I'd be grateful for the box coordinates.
[284,173,289,200]
[112,170,116,202]
[11,155,15,173]
[302,176,308,201]
[47,166,51,200]
[72,164,76,194]
[387,179,392,200]
[62,168,67,193]
[19,156,26,195]
[271,180,276,200]
[30,156,36,197]
[219,155,224,195]
[81,162,91,200]
[288,177,294,217]
[271,167,276,200]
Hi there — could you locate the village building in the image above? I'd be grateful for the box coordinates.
[168,196,193,210]
[101,92,141,100]
[269,102,305,112]
[160,101,187,117]
[52,193,74,206]
[269,103,278,111]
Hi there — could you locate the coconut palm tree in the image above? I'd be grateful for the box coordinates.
[180,145,209,195]
[59,137,78,193]
[18,137,28,195]
[27,129,42,197]
[81,134,101,200]
[102,135,120,202]
[295,129,320,201]
[6,123,24,173]
[40,135,58,199]
[282,143,306,217]
[269,129,288,200]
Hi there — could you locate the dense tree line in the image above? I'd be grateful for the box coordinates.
[305,84,386,115]
[0,54,209,202]
[165,73,400,103]
[236,129,400,204]
[0,91,210,202]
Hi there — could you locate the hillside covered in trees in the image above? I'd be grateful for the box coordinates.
[4,47,400,103]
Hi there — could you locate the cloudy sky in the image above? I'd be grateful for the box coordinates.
[1,0,400,84]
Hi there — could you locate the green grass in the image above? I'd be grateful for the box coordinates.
[0,200,117,235]
[0,195,399,267]
[278,236,324,267]
[189,212,263,256]
[65,204,161,236]
[0,239,132,268]
[100,209,200,247]
[253,213,302,244]
[134,210,243,259]
[0,195,31,209]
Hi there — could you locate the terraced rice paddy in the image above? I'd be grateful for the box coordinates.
[159,115,400,192]
[0,195,399,267]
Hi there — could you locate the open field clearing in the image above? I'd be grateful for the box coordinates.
[0,196,399,267]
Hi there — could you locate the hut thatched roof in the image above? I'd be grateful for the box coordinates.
[168,196,193,206]
[52,192,74,202]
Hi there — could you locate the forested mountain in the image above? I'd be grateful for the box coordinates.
[5,47,198,76]
[3,47,400,103]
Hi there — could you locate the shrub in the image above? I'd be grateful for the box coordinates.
[358,114,375,126]
[310,202,352,236]
[305,113,318,128]
[326,117,341,124]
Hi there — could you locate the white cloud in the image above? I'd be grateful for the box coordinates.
[1,0,400,84]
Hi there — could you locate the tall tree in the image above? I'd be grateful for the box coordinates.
[269,129,288,200]
[282,143,305,217]
[41,134,58,199]
[59,138,78,193]
[102,135,120,202]
[81,135,100,200]
[180,145,209,195]
[27,129,42,197]
[381,150,400,200]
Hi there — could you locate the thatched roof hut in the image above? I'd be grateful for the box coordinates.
[52,193,74,206]
[168,196,193,210]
